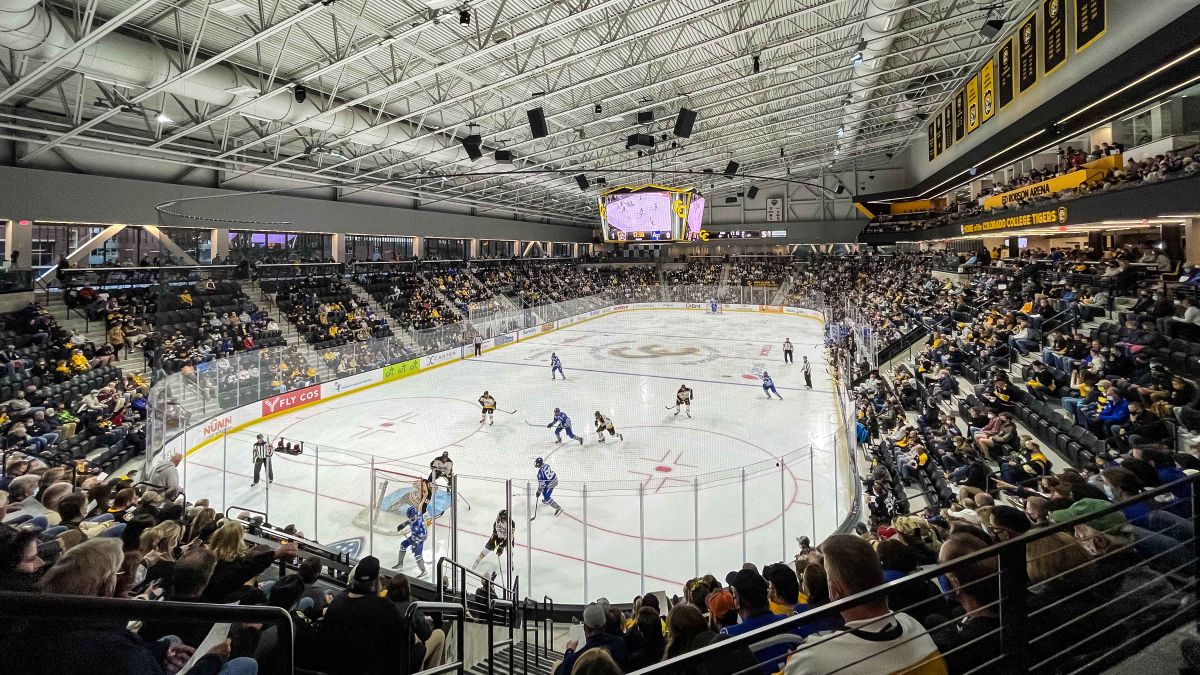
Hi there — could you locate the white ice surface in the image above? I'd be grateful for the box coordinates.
[179,309,851,603]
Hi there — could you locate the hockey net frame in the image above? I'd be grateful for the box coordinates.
[352,466,453,536]
[705,301,724,315]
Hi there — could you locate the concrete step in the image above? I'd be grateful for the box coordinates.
[467,643,558,675]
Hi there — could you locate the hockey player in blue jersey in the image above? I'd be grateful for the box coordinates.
[547,408,584,444]
[395,505,429,577]
[550,352,565,379]
[762,371,783,399]
[533,457,563,518]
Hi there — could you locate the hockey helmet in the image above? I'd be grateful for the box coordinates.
[406,506,418,519]
[534,457,543,467]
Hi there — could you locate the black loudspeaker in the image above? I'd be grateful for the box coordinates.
[461,134,482,161]
[527,107,548,138]
[626,134,655,150]
[637,110,654,125]
[495,149,513,163]
[723,161,739,178]
[294,85,307,103]
[574,174,590,192]
[725,196,738,204]
[834,184,845,195]
[674,108,697,138]
[978,19,1005,40]
[747,185,759,199]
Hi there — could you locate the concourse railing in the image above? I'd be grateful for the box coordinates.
[633,474,1200,675]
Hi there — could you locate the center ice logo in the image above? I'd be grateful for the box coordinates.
[608,344,700,359]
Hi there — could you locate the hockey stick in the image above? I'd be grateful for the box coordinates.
[498,408,518,414]
[531,497,540,521]
[525,421,550,427]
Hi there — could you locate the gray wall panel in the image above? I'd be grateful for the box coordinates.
[0,166,592,242]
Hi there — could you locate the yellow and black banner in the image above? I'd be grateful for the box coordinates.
[966,74,980,134]
[1043,0,1067,75]
[954,90,965,141]
[960,207,1068,235]
[934,113,944,155]
[980,58,996,124]
[1076,0,1106,52]
[998,38,1015,109]
[943,104,954,150]
[927,122,936,162]
[1018,13,1038,92]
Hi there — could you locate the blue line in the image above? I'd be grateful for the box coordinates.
[467,357,835,394]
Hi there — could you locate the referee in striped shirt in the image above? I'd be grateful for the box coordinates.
[252,433,274,486]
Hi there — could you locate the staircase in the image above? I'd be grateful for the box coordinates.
[770,273,795,305]
[236,280,304,347]
[468,643,558,675]
[716,262,732,298]
[423,275,467,320]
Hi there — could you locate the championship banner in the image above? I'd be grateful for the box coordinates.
[980,58,996,124]
[953,90,966,141]
[1043,0,1067,75]
[942,104,954,150]
[927,122,935,162]
[966,74,980,134]
[1076,0,1105,52]
[998,38,1015,109]
[960,207,1067,235]
[934,113,943,156]
[1018,13,1038,92]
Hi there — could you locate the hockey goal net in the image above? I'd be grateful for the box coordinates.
[705,301,724,315]
[352,467,454,536]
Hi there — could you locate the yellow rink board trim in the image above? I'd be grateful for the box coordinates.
[181,305,824,458]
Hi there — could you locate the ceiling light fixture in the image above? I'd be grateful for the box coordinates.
[459,7,471,26]
[155,113,173,124]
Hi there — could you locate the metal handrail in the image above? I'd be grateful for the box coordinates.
[405,600,467,675]
[0,592,295,671]
[633,473,1200,674]
[436,557,516,675]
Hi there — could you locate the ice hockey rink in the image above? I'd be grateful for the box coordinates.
[176,308,852,603]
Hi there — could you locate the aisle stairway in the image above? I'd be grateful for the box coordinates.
[469,642,558,675]
[716,262,731,298]
[236,280,305,347]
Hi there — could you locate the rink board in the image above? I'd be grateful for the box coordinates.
[165,303,850,602]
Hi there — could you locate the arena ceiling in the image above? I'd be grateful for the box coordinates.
[0,0,1035,225]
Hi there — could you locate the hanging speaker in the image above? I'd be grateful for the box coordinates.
[674,108,697,138]
[574,174,590,192]
[723,161,739,178]
[494,149,513,163]
[637,110,654,125]
[834,184,845,195]
[461,134,483,161]
[747,185,759,199]
[527,107,548,138]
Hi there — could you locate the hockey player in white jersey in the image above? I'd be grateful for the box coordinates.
[472,509,515,570]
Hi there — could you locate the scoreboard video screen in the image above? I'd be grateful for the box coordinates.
[598,185,704,243]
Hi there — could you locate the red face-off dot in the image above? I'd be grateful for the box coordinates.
[655,466,672,473]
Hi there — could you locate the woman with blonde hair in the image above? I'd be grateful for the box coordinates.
[183,507,217,544]
[203,520,297,603]
[136,521,183,594]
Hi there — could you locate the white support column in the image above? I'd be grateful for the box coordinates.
[141,225,199,265]
[5,219,32,269]
[469,238,479,259]
[513,240,522,258]
[413,236,425,258]
[331,233,346,263]
[211,228,229,263]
